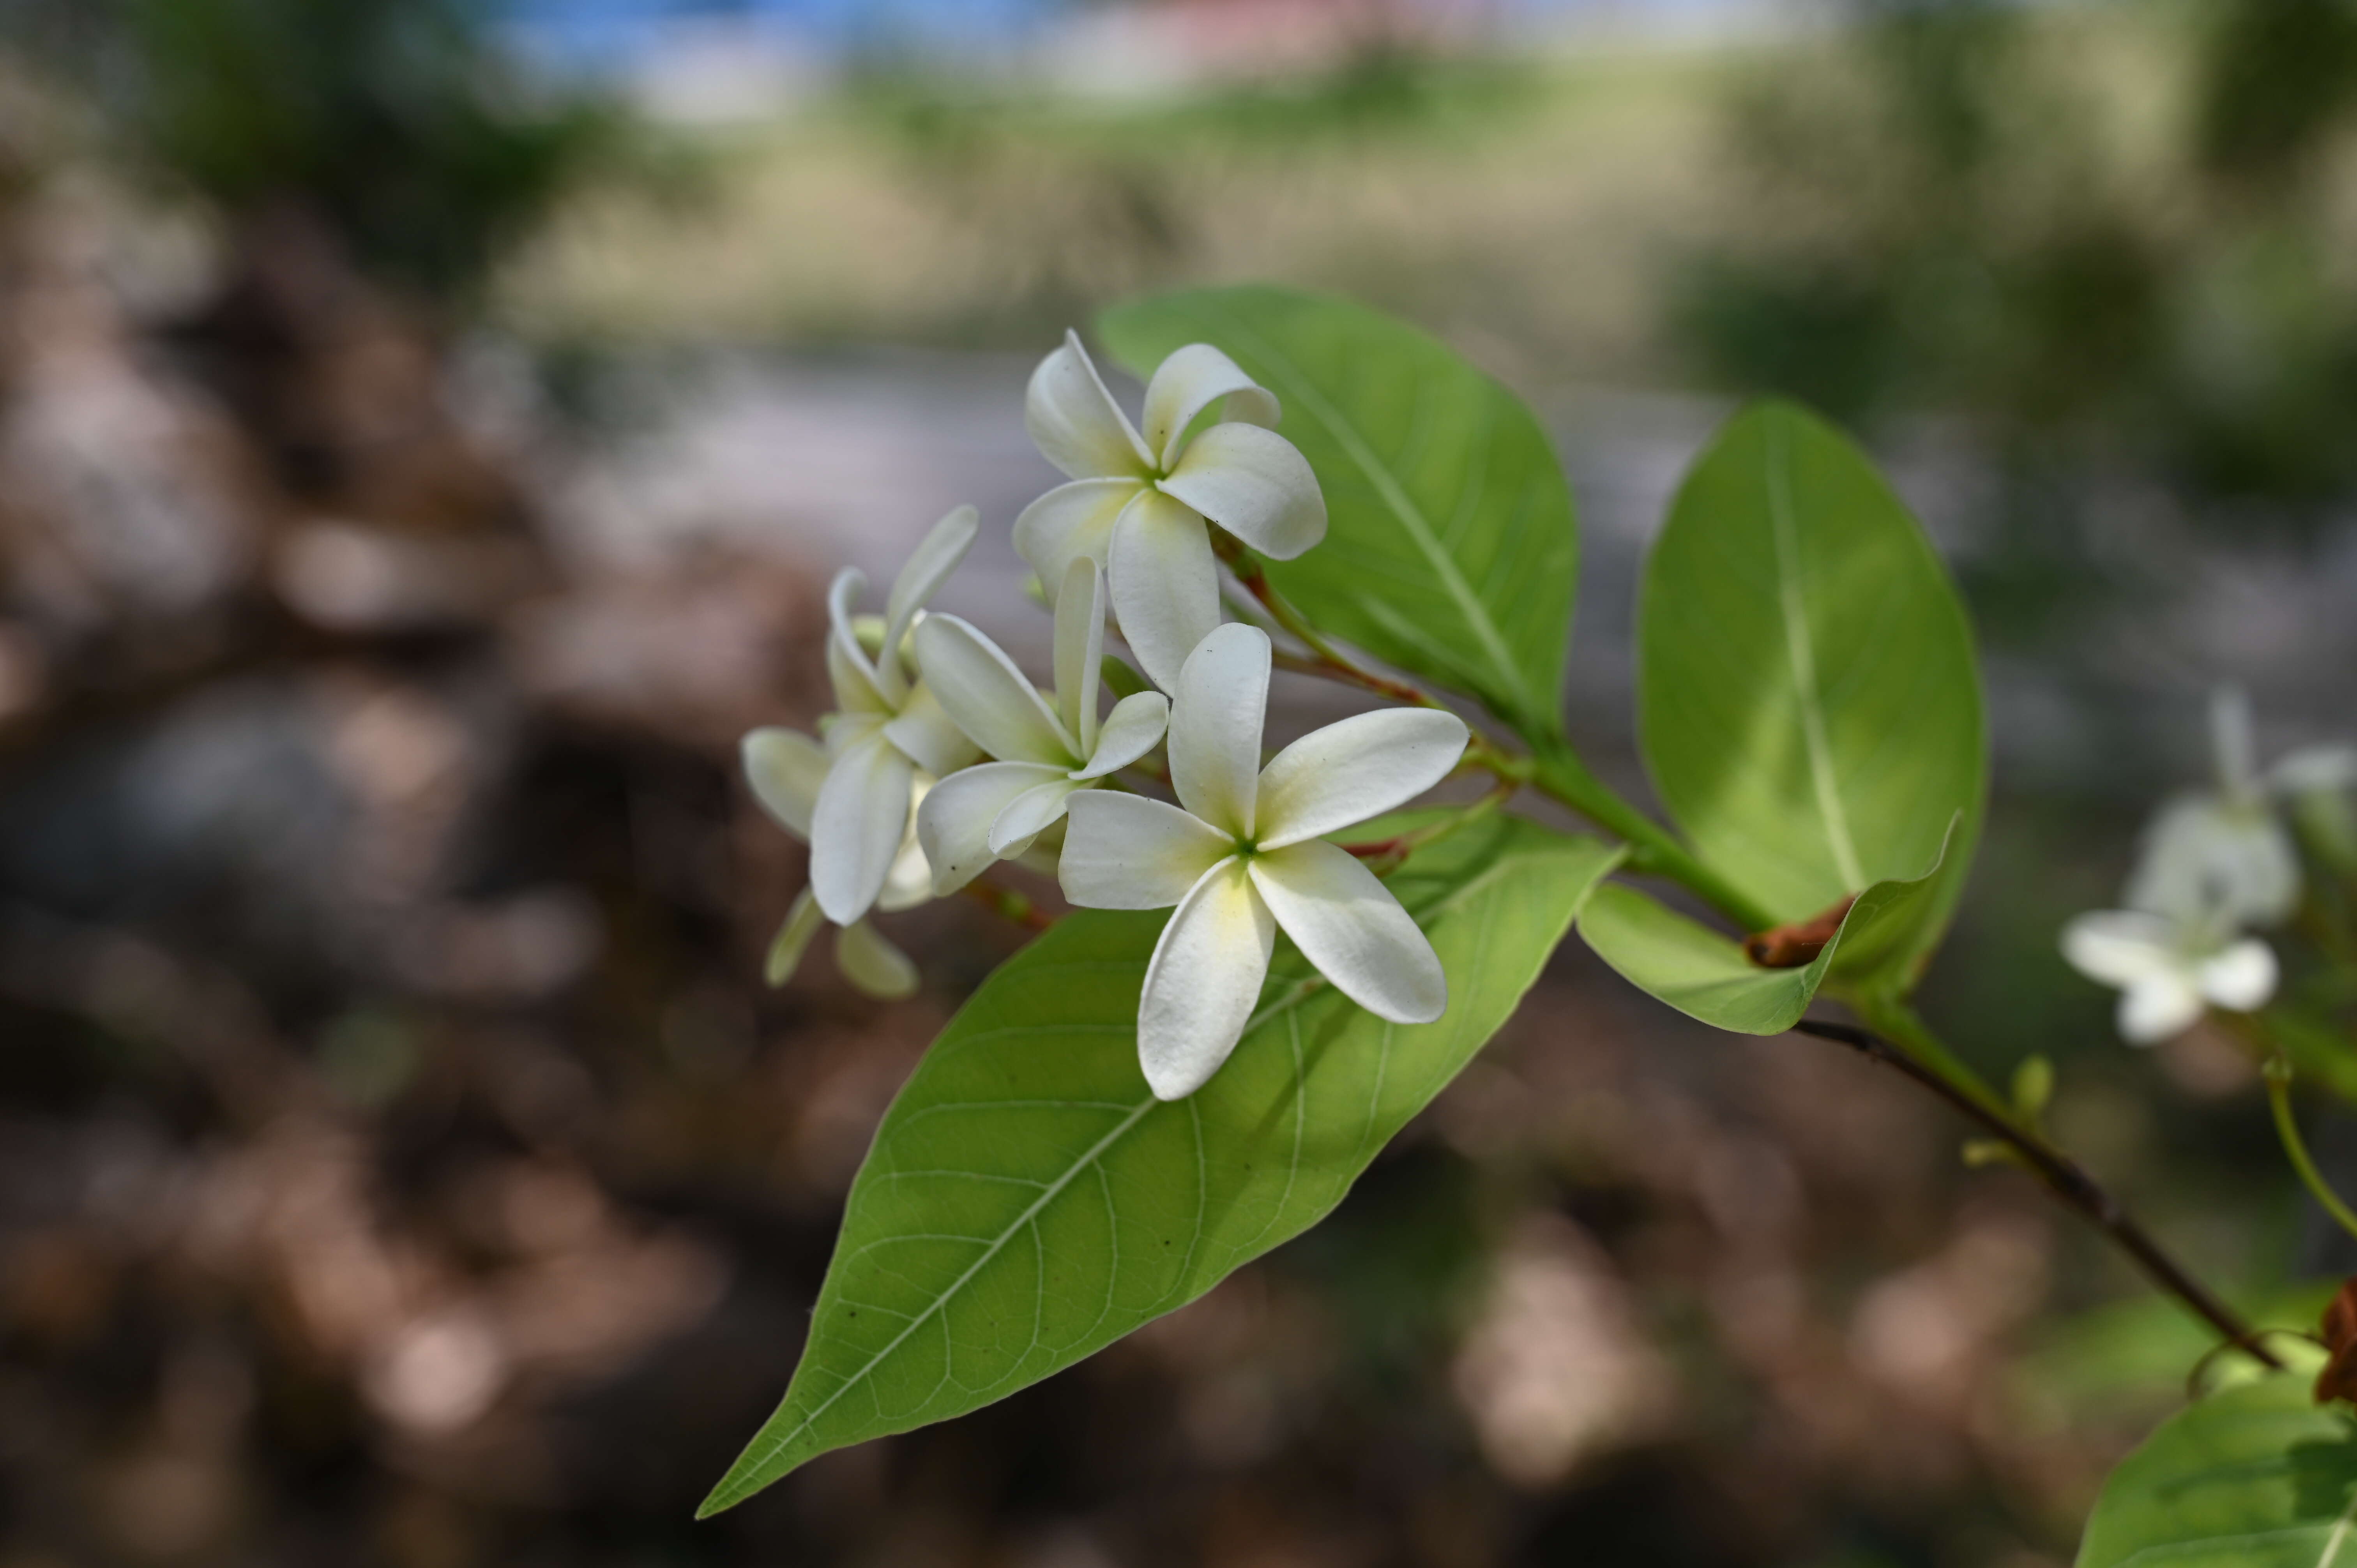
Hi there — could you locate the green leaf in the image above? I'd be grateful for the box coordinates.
[700,816,1621,1513]
[1639,401,1986,982]
[1574,822,1954,1035]
[1097,286,1578,739]
[2076,1375,2357,1568]
[1099,653,1150,701]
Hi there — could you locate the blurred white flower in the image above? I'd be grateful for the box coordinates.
[2126,795,2299,931]
[1014,332,1326,692]
[2060,908,2276,1045]
[804,507,982,924]
[1059,623,1468,1100]
[2125,687,2354,929]
[2275,749,2357,794]
[914,561,1170,893]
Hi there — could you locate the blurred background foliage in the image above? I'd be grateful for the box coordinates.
[1677,0,2357,648]
[4,0,633,296]
[0,1,2353,1564]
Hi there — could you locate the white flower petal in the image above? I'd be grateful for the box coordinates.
[764,888,825,987]
[883,681,981,777]
[822,710,887,758]
[1254,708,1470,850]
[1059,790,1236,909]
[1107,489,1222,695]
[989,776,1090,855]
[1026,330,1153,480]
[2125,795,2300,928]
[881,506,978,696]
[1138,857,1272,1100]
[1249,840,1445,1024]
[1157,423,1326,562]
[2118,976,2203,1045]
[836,920,919,1000]
[810,729,915,924]
[1073,690,1170,780]
[1141,343,1279,471]
[825,570,889,711]
[826,623,887,718]
[1164,621,1269,839]
[913,613,1075,766]
[1013,477,1141,588]
[916,761,1065,894]
[742,726,828,841]
[1053,558,1106,757]
[878,776,936,912]
[2272,745,2357,796]
[2196,938,2277,1013]
[2060,910,2180,987]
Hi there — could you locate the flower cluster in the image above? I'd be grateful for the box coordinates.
[740,334,1468,1097]
[2062,688,2356,1044]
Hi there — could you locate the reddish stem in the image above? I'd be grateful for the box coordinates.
[963,880,1053,932]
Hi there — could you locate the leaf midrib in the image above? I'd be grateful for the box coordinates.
[1179,297,1546,729]
[703,1093,1158,1513]
[2322,1486,2357,1568]
[1763,415,1866,892]
[2106,1519,2352,1568]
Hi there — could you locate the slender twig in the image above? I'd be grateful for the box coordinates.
[1338,776,1517,874]
[2265,1056,2357,1245]
[1528,735,1777,931]
[1230,553,1438,711]
[1261,636,1528,784]
[1269,647,1431,708]
[963,879,1053,932]
[1245,574,1727,896]
[1234,566,1536,792]
[1793,1018,2282,1370]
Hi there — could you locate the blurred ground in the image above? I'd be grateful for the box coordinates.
[2,2,2354,1565]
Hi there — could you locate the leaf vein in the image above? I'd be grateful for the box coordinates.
[1764,414,1866,889]
[708,1095,1160,1508]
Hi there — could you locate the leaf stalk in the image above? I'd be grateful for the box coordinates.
[2265,1056,2357,1246]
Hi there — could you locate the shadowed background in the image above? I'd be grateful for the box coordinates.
[0,0,2353,1563]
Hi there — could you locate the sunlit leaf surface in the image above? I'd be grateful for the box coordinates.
[2076,1375,2357,1568]
[1099,286,1579,740]
[1640,401,1984,982]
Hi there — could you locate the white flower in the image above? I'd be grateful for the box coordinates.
[742,727,931,999]
[2274,745,2357,798]
[2126,795,2300,930]
[913,560,1171,893]
[1059,623,1470,1100]
[1014,331,1326,693]
[2060,908,2277,1045]
[2126,688,2355,929]
[804,506,983,924]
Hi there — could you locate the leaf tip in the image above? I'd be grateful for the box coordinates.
[694,1464,771,1520]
